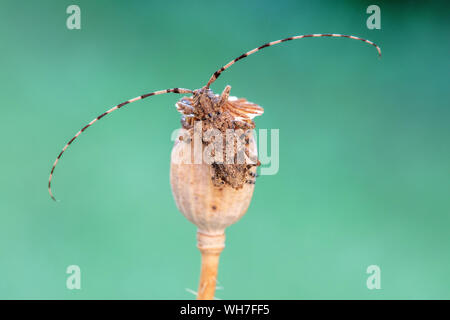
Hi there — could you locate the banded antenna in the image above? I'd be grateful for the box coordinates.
[205,34,381,88]
[48,88,193,201]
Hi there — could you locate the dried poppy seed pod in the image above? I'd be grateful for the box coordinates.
[170,86,262,299]
[170,132,257,235]
[170,133,257,300]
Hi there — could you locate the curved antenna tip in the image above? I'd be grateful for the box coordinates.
[49,191,59,202]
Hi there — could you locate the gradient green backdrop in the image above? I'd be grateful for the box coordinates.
[0,0,449,299]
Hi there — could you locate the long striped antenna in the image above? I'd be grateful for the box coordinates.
[48,87,193,201]
[205,34,381,88]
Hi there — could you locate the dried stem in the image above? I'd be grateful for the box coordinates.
[196,232,225,300]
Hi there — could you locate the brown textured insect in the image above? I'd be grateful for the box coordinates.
[48,33,381,299]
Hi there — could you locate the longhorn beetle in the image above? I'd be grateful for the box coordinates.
[49,34,381,201]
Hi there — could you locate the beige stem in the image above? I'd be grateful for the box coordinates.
[196,231,225,300]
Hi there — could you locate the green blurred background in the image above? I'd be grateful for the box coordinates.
[0,0,449,299]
